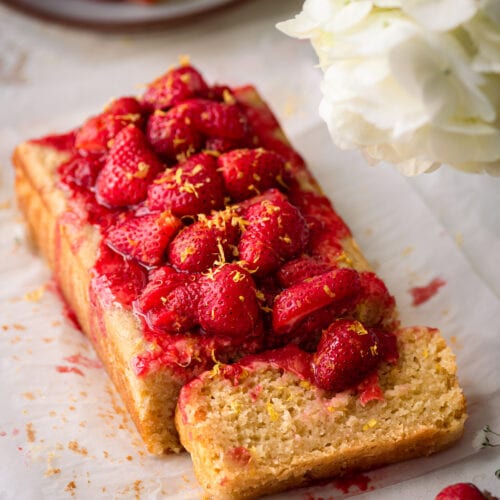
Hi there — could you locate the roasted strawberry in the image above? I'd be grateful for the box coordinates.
[146,102,203,161]
[147,152,225,217]
[233,85,282,139]
[136,266,199,333]
[105,211,181,267]
[276,255,334,288]
[272,268,361,335]
[435,483,487,500]
[57,153,104,189]
[92,245,147,307]
[141,65,209,111]
[168,208,240,272]
[238,189,309,276]
[95,126,163,208]
[309,230,346,265]
[75,97,143,153]
[105,96,143,116]
[354,272,397,329]
[218,148,288,202]
[196,101,248,140]
[291,191,351,241]
[312,319,383,392]
[198,264,260,338]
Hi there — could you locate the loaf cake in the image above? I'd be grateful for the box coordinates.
[13,62,466,497]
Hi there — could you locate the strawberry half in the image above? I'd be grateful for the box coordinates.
[57,153,104,190]
[105,211,181,267]
[146,102,203,161]
[198,264,261,338]
[92,245,147,308]
[218,148,289,202]
[196,101,249,140]
[75,97,144,154]
[136,266,200,333]
[168,208,240,272]
[272,267,361,335]
[95,125,163,208]
[354,272,397,329]
[238,189,309,276]
[147,152,226,217]
[276,255,334,288]
[312,319,383,393]
[435,483,487,500]
[141,64,209,111]
[291,191,351,241]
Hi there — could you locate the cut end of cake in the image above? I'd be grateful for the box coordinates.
[175,326,467,499]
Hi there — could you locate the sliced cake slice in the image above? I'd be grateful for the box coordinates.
[176,325,466,499]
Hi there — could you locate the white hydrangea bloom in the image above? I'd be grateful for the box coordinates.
[277,0,500,175]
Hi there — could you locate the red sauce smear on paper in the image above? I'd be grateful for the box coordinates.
[56,366,84,377]
[64,354,102,369]
[334,473,372,494]
[409,277,446,306]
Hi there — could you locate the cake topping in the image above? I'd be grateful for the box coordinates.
[238,189,309,276]
[272,268,361,336]
[105,211,181,267]
[75,96,144,154]
[312,319,395,393]
[141,64,209,111]
[168,210,240,272]
[39,63,398,389]
[147,152,225,216]
[136,266,199,333]
[146,102,204,161]
[95,125,163,207]
[198,264,261,339]
[218,148,288,201]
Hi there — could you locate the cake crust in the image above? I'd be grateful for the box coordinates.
[14,142,184,453]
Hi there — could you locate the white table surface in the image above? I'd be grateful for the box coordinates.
[0,1,499,499]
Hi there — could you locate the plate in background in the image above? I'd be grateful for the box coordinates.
[0,0,244,30]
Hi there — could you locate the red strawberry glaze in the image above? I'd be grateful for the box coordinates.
[91,245,147,308]
[239,344,314,382]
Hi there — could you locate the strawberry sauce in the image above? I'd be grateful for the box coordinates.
[55,365,84,377]
[409,277,446,306]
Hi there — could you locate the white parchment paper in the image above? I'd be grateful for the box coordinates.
[0,2,499,498]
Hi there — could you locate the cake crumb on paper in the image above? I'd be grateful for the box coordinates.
[26,422,36,442]
[23,285,45,302]
[401,246,414,257]
[67,440,88,456]
[65,480,76,497]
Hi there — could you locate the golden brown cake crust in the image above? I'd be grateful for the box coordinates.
[175,327,466,499]
[13,142,184,453]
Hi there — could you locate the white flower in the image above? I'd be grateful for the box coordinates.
[277,0,500,175]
